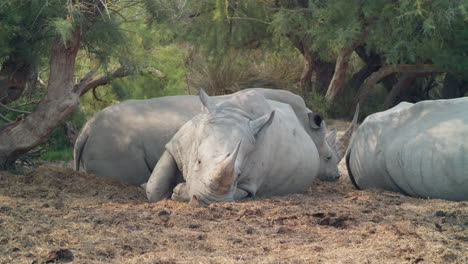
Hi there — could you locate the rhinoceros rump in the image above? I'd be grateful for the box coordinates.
[74,88,357,186]
[145,89,320,205]
[346,97,468,201]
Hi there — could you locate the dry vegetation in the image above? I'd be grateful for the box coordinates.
[0,123,467,264]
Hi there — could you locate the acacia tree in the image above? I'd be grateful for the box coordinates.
[353,0,467,105]
[0,0,148,170]
[220,0,467,104]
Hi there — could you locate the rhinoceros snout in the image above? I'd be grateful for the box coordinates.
[319,171,341,182]
[329,174,341,182]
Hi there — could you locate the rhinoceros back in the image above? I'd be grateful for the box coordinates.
[74,95,199,185]
[347,97,468,201]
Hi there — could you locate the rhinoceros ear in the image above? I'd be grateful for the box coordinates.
[308,112,323,130]
[199,89,215,113]
[326,128,337,147]
[249,111,275,136]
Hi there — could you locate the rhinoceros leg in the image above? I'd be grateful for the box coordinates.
[171,183,190,202]
[146,150,179,202]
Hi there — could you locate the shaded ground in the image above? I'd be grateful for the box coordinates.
[0,123,467,264]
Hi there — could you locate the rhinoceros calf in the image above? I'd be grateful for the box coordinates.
[346,97,468,201]
[146,90,320,205]
[74,88,357,186]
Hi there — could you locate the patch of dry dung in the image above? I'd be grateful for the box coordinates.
[0,123,466,263]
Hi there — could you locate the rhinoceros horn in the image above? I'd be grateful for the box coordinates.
[211,140,242,194]
[334,104,360,162]
[326,128,337,147]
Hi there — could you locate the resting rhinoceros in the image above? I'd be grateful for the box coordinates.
[145,89,321,205]
[346,97,468,201]
[74,88,357,186]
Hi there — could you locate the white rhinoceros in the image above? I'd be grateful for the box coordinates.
[74,88,357,186]
[145,89,321,205]
[346,97,468,201]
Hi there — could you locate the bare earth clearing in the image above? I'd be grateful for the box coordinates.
[0,122,466,264]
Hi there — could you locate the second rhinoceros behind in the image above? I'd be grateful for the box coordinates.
[145,90,321,205]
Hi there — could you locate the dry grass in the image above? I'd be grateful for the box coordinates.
[186,51,303,96]
[0,123,467,264]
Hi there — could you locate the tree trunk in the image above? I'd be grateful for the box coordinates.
[314,60,335,95]
[286,34,316,98]
[324,49,354,101]
[356,64,445,104]
[441,73,467,99]
[383,73,420,109]
[0,56,32,104]
[325,32,369,102]
[300,51,315,98]
[0,29,83,169]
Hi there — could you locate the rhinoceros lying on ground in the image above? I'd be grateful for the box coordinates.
[346,97,468,201]
[74,88,358,186]
[145,89,321,205]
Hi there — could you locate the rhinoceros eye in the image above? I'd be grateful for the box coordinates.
[198,159,201,164]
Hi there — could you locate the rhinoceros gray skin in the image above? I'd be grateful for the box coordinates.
[145,89,320,205]
[75,89,356,185]
[346,97,468,201]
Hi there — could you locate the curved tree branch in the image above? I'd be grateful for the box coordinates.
[77,64,130,96]
[76,64,164,97]
[356,64,446,104]
[0,113,12,123]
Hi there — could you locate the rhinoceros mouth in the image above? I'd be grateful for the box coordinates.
[196,191,235,205]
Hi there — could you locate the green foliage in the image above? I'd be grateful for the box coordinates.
[0,0,66,66]
[50,18,73,45]
[145,0,273,56]
[2,0,466,163]
[40,147,73,162]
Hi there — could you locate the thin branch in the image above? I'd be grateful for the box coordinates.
[0,112,12,123]
[225,16,271,24]
[92,86,108,102]
[11,100,41,108]
[31,0,49,29]
[0,101,32,114]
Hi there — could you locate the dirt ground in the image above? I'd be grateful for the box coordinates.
[0,123,467,264]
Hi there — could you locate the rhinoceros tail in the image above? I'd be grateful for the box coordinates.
[74,128,89,171]
[345,148,360,190]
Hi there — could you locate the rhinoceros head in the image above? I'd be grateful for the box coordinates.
[307,112,341,181]
[309,104,360,182]
[183,90,275,206]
